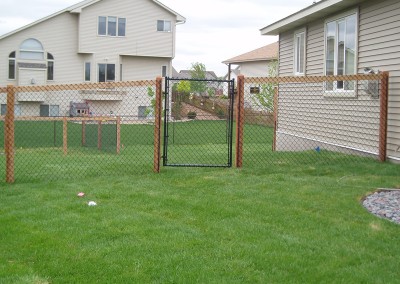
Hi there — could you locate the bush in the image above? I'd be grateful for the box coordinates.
[216,109,225,119]
[187,111,197,119]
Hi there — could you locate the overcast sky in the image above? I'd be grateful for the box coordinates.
[0,0,313,76]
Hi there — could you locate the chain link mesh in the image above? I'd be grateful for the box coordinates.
[163,78,234,167]
[241,73,386,166]
[1,81,156,182]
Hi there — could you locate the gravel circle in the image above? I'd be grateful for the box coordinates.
[363,189,400,224]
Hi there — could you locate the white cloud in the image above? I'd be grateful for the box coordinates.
[0,0,311,76]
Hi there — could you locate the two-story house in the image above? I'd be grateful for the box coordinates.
[0,0,185,118]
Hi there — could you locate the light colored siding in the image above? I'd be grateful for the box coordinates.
[78,0,176,58]
[359,0,400,160]
[121,56,171,81]
[278,31,294,76]
[240,61,269,77]
[0,12,81,85]
[305,22,324,75]
[276,0,400,161]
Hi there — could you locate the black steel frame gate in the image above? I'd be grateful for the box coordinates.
[163,77,235,167]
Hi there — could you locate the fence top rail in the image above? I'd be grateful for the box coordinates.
[0,115,120,122]
[244,73,386,84]
[1,80,156,93]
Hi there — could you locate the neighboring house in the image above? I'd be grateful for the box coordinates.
[222,42,278,80]
[260,0,400,162]
[0,0,185,118]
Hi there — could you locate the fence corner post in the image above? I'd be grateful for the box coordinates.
[235,75,245,168]
[5,85,15,183]
[153,77,162,173]
[379,71,389,162]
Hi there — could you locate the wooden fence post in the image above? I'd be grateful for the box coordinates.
[235,75,245,168]
[5,85,15,183]
[379,71,389,162]
[153,77,162,173]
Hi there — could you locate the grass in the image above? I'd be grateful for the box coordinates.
[1,155,400,283]
[0,120,400,282]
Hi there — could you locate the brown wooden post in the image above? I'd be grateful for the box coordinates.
[379,71,389,162]
[98,120,102,150]
[272,86,279,151]
[153,77,162,173]
[116,116,121,154]
[63,117,68,155]
[82,121,86,146]
[235,75,245,168]
[5,85,15,183]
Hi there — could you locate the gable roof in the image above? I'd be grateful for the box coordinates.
[0,0,185,40]
[260,0,366,35]
[222,42,278,64]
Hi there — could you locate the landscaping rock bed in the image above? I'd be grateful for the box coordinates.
[363,189,400,224]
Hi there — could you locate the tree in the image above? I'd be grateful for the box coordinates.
[251,60,278,112]
[189,62,207,95]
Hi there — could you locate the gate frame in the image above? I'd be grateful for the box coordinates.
[161,77,235,168]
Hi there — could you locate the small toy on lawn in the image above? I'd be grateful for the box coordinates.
[77,192,85,197]
[88,201,97,206]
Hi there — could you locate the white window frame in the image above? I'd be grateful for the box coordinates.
[1,104,21,116]
[98,16,126,37]
[324,9,358,96]
[84,62,91,82]
[161,65,167,77]
[47,53,54,81]
[98,63,116,82]
[8,51,16,80]
[157,20,171,32]
[294,28,306,76]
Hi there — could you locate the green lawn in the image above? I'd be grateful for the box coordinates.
[1,147,400,282]
[0,119,400,283]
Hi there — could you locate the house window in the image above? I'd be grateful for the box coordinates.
[40,104,59,117]
[162,65,167,77]
[157,20,171,32]
[98,63,115,82]
[98,16,126,36]
[47,53,54,81]
[19,38,44,60]
[120,64,123,81]
[250,87,260,94]
[8,51,16,80]
[325,13,357,91]
[1,104,22,116]
[294,30,305,75]
[85,62,91,82]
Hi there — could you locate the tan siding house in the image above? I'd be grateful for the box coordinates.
[222,42,278,79]
[0,0,184,118]
[0,0,185,86]
[261,0,400,163]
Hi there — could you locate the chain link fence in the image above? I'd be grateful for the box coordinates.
[0,73,390,183]
[1,81,157,182]
[238,73,388,167]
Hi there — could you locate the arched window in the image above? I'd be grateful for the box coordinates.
[19,38,44,60]
[47,53,54,80]
[8,51,16,80]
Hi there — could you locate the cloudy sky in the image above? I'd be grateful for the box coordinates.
[0,0,313,76]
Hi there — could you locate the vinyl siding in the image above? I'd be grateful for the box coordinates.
[359,0,400,160]
[276,0,400,161]
[240,61,270,77]
[0,12,81,85]
[78,0,176,58]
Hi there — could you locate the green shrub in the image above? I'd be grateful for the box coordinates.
[187,111,197,119]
